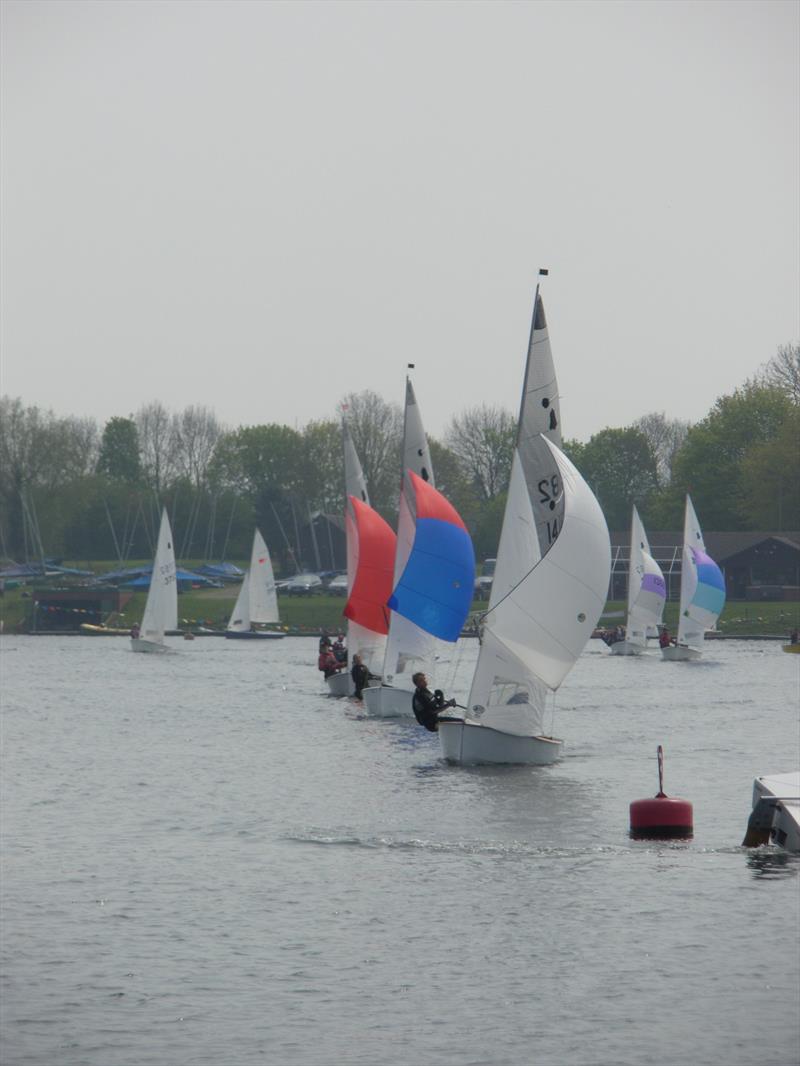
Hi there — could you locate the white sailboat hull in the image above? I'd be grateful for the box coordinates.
[131,638,171,654]
[744,772,800,853]
[661,644,701,662]
[438,718,562,765]
[326,671,354,697]
[361,684,414,718]
[609,640,645,657]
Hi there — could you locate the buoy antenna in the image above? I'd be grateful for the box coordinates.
[657,744,665,797]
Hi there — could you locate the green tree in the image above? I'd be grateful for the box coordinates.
[670,384,792,529]
[573,427,659,532]
[428,437,478,530]
[739,408,800,530]
[96,417,142,483]
[444,404,516,502]
[337,390,402,514]
[756,343,800,405]
[300,419,343,515]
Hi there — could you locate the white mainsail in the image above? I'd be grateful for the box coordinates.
[673,495,725,653]
[227,529,279,632]
[440,283,610,762]
[618,506,666,652]
[467,438,611,735]
[133,507,178,652]
[380,378,437,687]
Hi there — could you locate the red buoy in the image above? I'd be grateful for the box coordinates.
[630,745,693,839]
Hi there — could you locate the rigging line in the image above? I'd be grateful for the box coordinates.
[125,498,142,563]
[220,495,236,561]
[203,493,217,562]
[20,490,46,568]
[103,497,122,564]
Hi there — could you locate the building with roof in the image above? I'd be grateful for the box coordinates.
[608,531,800,602]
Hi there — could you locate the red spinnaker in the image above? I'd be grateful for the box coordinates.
[343,497,397,636]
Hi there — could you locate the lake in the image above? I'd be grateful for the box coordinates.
[1,635,798,1066]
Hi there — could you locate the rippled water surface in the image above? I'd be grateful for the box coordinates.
[1,635,798,1066]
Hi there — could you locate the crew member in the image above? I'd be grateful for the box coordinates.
[411,671,456,732]
[351,653,378,700]
[318,644,343,679]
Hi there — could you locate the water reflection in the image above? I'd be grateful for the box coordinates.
[745,849,799,880]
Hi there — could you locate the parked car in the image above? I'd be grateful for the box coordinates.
[474,557,496,600]
[283,572,324,595]
[327,573,349,596]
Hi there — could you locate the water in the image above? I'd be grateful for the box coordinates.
[1,635,798,1066]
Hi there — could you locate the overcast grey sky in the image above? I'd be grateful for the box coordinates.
[1,0,798,442]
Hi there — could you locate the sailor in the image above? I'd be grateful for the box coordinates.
[332,634,347,664]
[130,622,140,639]
[411,671,456,732]
[350,653,378,700]
[659,627,673,648]
[318,645,343,679]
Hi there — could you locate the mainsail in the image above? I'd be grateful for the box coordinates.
[465,284,609,737]
[378,379,441,687]
[676,495,725,651]
[624,506,666,649]
[227,529,279,632]
[140,508,178,643]
[468,439,610,736]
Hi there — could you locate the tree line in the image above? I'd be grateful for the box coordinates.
[1,345,797,573]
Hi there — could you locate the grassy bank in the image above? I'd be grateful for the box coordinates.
[1,578,798,638]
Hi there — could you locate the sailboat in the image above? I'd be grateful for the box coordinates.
[609,506,666,656]
[131,507,178,654]
[439,282,611,764]
[661,495,725,661]
[327,418,396,695]
[362,378,473,717]
[226,528,284,639]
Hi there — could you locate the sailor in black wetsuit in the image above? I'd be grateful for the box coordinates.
[411,671,456,732]
[351,654,378,700]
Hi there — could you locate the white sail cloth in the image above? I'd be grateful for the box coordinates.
[467,439,611,736]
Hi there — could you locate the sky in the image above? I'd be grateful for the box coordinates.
[1,0,798,443]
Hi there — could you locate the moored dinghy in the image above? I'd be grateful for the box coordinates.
[610,506,666,656]
[226,529,284,639]
[439,279,611,764]
[131,507,178,654]
[661,495,725,661]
